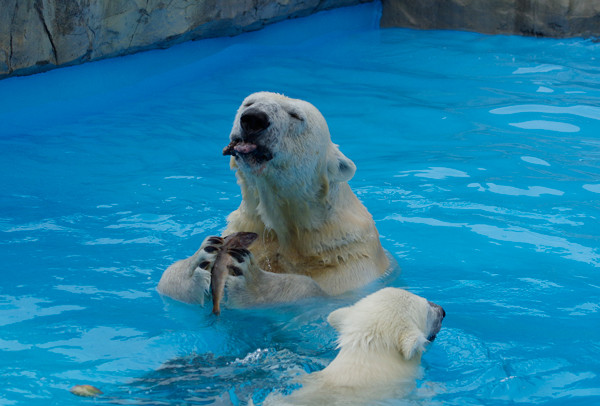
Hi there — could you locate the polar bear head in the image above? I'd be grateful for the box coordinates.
[223,92,356,192]
[327,288,445,361]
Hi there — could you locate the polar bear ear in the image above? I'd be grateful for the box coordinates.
[398,331,427,360]
[327,146,356,183]
[327,306,352,332]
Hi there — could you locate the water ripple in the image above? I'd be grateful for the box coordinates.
[54,285,151,300]
[490,104,600,120]
[560,302,600,316]
[468,183,564,197]
[1,220,71,233]
[0,338,32,351]
[386,215,600,267]
[37,326,147,363]
[583,184,600,194]
[0,296,84,327]
[509,120,580,132]
[513,64,564,74]
[521,156,551,166]
[84,236,163,245]
[396,167,470,180]
[401,198,582,226]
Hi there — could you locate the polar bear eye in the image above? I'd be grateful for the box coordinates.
[288,111,303,121]
[244,102,254,107]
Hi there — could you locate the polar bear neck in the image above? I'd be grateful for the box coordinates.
[233,166,353,243]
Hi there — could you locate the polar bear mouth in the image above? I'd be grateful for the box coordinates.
[222,107,275,165]
[222,139,274,165]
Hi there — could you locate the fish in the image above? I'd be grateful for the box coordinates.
[70,384,102,397]
[210,232,258,315]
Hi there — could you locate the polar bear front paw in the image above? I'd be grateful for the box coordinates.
[157,235,226,304]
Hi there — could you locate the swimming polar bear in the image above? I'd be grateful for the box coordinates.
[158,92,389,307]
[261,287,446,406]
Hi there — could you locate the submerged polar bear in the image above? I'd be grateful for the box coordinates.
[158,92,389,306]
[262,288,446,405]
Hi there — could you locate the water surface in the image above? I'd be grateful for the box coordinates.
[1,2,599,405]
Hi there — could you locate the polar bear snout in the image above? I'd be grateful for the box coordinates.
[240,108,270,138]
[223,105,274,164]
[426,301,445,342]
[428,301,446,319]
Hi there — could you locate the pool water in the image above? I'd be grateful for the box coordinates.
[1,2,599,405]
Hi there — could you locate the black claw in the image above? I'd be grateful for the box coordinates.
[203,245,219,253]
[227,248,250,263]
[199,261,211,270]
[208,237,224,245]
[227,264,243,276]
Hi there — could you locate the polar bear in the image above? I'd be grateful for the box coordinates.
[158,92,389,307]
[261,287,446,406]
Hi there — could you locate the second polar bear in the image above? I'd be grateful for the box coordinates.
[262,287,446,406]
[158,92,389,306]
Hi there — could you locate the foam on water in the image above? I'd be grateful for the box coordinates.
[1,2,599,405]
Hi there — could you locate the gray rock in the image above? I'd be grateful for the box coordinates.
[380,0,600,38]
[0,0,370,79]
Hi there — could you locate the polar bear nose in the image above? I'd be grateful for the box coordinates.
[426,301,445,342]
[428,301,445,319]
[240,109,270,138]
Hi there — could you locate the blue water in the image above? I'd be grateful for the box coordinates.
[1,2,599,405]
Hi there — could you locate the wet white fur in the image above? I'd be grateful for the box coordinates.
[157,236,217,305]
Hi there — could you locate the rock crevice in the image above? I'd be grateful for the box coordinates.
[34,0,58,66]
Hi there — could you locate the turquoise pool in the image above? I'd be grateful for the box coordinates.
[1,2,599,405]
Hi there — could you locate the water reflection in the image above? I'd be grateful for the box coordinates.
[467,183,564,197]
[583,184,600,194]
[0,295,84,327]
[509,120,580,132]
[521,156,550,166]
[512,64,564,74]
[490,104,600,120]
[54,285,151,300]
[395,167,470,180]
[385,214,600,267]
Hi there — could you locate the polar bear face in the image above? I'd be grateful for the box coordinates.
[327,288,445,360]
[224,92,356,189]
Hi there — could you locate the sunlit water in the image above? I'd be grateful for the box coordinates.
[1,2,599,405]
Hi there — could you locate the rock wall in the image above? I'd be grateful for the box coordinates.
[0,0,370,79]
[380,0,600,38]
[4,0,597,79]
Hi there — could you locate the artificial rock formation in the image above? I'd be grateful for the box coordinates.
[380,0,600,38]
[0,0,370,79]
[4,0,598,79]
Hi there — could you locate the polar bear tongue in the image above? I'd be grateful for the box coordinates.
[223,140,273,164]
[233,142,257,154]
[223,140,257,156]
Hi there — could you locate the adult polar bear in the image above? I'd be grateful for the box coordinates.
[158,92,389,306]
